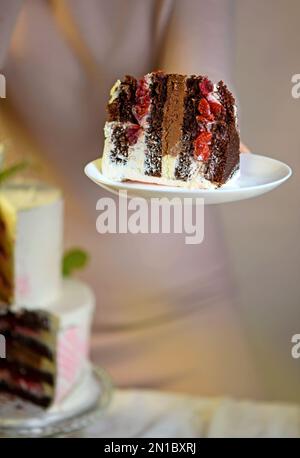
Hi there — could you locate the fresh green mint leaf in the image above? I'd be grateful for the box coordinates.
[62,248,89,277]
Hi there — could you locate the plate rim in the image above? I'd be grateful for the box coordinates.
[84,154,292,195]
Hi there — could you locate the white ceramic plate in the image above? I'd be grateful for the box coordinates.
[84,154,292,204]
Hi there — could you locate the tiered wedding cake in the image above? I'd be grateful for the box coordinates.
[0,183,95,408]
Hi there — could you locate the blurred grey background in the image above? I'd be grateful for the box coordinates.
[221,0,300,402]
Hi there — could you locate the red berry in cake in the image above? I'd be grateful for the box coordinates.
[199,78,213,97]
[196,115,208,125]
[194,132,212,162]
[139,95,150,106]
[134,78,150,124]
[196,131,212,144]
[198,98,210,115]
[136,88,145,98]
[197,98,214,121]
[200,144,210,162]
[17,376,42,395]
[134,106,148,122]
[209,101,222,116]
[126,124,141,145]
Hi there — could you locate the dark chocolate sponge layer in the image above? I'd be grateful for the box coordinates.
[175,76,203,181]
[145,72,168,177]
[3,333,55,361]
[0,381,51,408]
[107,75,137,123]
[205,81,240,184]
[108,124,130,165]
[0,309,53,331]
[0,359,54,385]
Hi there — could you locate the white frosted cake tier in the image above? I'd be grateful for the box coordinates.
[0,182,63,307]
[43,279,95,405]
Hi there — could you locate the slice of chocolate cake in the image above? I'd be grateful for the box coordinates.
[102,72,240,188]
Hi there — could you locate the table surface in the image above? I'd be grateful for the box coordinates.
[71,389,300,438]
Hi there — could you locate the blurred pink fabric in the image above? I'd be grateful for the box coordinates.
[0,0,262,397]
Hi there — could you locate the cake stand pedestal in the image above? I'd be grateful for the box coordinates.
[0,366,113,438]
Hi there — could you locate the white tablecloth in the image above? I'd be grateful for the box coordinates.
[76,389,300,438]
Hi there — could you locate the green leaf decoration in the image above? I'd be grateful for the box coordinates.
[0,160,29,185]
[62,248,89,278]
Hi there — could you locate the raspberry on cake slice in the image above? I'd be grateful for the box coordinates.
[102,72,240,188]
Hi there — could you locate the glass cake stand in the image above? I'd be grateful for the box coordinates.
[0,366,113,438]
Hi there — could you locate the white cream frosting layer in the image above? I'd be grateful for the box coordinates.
[0,183,63,307]
[49,279,95,404]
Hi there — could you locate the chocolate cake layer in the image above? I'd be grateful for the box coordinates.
[162,74,186,157]
[4,339,54,373]
[204,81,239,184]
[0,219,5,232]
[0,271,12,304]
[3,332,55,361]
[145,72,168,177]
[175,76,203,180]
[0,359,54,385]
[0,208,14,306]
[108,75,137,123]
[108,124,130,165]
[0,245,8,260]
[0,309,53,331]
[0,381,51,408]
[107,76,139,165]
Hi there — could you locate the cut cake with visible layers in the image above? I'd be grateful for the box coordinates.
[102,72,240,188]
[0,182,95,410]
[0,279,94,408]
